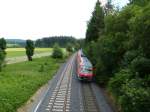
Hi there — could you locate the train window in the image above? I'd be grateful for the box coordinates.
[81,67,92,74]
[81,54,86,57]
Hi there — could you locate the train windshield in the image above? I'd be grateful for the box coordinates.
[81,67,93,74]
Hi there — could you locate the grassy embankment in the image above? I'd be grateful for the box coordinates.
[0,56,65,112]
[6,48,52,58]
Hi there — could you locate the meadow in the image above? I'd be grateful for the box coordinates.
[6,48,52,58]
[0,56,64,112]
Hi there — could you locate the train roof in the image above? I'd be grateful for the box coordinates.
[81,57,92,68]
[78,49,85,57]
[78,49,93,68]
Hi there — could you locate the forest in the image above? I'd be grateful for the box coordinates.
[84,0,150,112]
[35,36,77,47]
[6,36,79,48]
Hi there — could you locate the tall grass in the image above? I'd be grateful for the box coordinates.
[0,56,63,112]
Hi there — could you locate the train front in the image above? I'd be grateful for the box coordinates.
[78,65,94,81]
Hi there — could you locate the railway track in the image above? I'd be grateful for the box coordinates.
[35,53,113,112]
[45,56,74,112]
[82,83,100,112]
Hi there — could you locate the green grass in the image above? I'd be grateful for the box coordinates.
[6,48,52,58]
[0,56,64,112]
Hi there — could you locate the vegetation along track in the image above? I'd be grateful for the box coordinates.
[82,83,100,112]
[45,55,75,112]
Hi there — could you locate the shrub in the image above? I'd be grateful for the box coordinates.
[119,79,150,112]
[66,43,73,53]
[109,70,150,112]
[95,61,109,85]
[123,50,138,66]
[52,43,63,58]
[108,69,132,98]
[131,57,150,78]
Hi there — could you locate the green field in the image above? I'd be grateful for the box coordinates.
[0,56,64,112]
[7,44,20,48]
[6,48,52,58]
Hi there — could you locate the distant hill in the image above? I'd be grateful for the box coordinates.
[6,39,26,47]
[6,39,26,43]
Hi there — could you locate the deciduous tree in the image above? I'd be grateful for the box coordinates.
[0,38,6,71]
[52,43,63,58]
[25,40,35,61]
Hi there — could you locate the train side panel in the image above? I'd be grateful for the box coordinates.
[76,50,94,81]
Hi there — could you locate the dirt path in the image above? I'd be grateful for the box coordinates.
[5,52,51,64]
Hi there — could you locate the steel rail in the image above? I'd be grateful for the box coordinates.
[82,83,100,112]
[45,55,75,112]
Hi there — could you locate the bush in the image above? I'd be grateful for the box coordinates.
[123,50,138,66]
[52,43,63,58]
[66,43,73,53]
[0,50,6,70]
[131,57,150,78]
[95,61,109,84]
[108,69,132,98]
[109,70,150,112]
[119,79,150,112]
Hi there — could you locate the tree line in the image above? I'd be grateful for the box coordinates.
[35,36,76,47]
[0,36,82,71]
[0,38,35,67]
[6,39,26,48]
[6,36,78,48]
[84,0,150,112]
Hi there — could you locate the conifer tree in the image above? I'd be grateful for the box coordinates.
[86,0,104,42]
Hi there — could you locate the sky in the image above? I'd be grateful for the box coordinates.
[0,0,129,40]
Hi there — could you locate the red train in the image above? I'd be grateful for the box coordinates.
[77,50,95,81]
